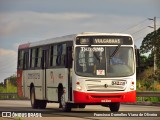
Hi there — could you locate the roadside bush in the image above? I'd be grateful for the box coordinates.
[3,82,17,93]
[137,67,153,91]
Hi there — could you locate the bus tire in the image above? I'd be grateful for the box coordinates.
[39,100,47,109]
[30,87,39,109]
[109,102,120,112]
[79,105,86,109]
[60,92,71,112]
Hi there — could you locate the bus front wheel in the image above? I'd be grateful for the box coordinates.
[109,102,120,112]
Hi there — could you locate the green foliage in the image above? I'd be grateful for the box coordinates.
[0,86,4,92]
[3,82,17,93]
[137,54,154,75]
[138,67,153,80]
[0,74,17,93]
[154,69,160,80]
[0,82,17,99]
[143,79,153,90]
[15,117,23,120]
[0,74,19,99]
[140,32,155,53]
[137,66,160,102]
[147,53,154,66]
[137,97,160,102]
[0,82,17,93]
[140,55,148,65]
[137,67,160,91]
[140,27,160,68]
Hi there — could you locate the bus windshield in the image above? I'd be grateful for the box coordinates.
[75,46,134,77]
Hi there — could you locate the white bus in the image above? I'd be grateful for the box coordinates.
[17,32,136,112]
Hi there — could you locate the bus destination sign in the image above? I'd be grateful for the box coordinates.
[93,38,122,44]
[76,36,132,45]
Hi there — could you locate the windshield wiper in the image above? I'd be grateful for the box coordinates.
[110,45,121,58]
[93,52,101,63]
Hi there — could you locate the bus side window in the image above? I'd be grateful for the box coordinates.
[18,50,24,69]
[30,48,36,68]
[52,45,57,66]
[50,46,54,66]
[50,44,66,67]
[35,48,39,67]
[23,52,29,70]
[56,44,62,66]
[55,44,66,66]
[50,45,56,67]
[66,46,72,68]
[34,47,42,68]
[61,44,66,66]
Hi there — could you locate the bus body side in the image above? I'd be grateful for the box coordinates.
[17,41,73,104]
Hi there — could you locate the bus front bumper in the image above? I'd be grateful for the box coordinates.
[73,90,136,103]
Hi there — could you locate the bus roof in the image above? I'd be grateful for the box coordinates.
[77,32,132,37]
[18,32,133,49]
[18,34,76,49]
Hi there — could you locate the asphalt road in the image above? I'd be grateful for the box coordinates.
[0,100,160,120]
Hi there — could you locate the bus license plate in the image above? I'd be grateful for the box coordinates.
[101,99,111,102]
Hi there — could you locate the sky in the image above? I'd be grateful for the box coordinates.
[0,0,160,82]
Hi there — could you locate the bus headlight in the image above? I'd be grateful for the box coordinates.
[76,85,82,91]
[130,81,134,90]
[76,82,82,91]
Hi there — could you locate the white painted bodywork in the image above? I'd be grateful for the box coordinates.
[22,68,68,102]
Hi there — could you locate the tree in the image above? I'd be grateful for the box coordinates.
[147,53,154,67]
[137,54,153,73]
[0,82,4,87]
[140,55,148,66]
[140,27,160,68]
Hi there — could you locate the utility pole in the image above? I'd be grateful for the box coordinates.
[148,17,157,73]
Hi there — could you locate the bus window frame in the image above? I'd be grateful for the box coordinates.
[18,41,73,70]
[17,50,24,70]
[48,41,73,69]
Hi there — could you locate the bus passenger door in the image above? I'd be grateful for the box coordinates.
[66,46,73,101]
[42,49,48,100]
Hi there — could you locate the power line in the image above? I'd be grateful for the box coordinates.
[131,27,148,35]
[120,19,148,33]
[134,36,144,41]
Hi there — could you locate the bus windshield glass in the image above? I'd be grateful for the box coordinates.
[75,46,134,77]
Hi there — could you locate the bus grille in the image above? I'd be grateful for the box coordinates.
[91,95,122,98]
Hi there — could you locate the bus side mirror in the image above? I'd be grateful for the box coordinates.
[66,47,72,68]
[135,48,140,67]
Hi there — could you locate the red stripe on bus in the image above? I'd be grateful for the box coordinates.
[73,90,136,103]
